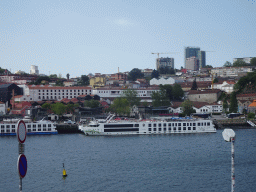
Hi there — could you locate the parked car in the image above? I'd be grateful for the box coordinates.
[64,120,76,124]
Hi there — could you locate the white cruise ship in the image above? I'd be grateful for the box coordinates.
[79,115,216,136]
[0,117,57,136]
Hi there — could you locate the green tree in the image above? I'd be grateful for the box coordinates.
[159,84,173,101]
[109,97,130,116]
[55,80,64,86]
[49,74,58,78]
[122,89,141,107]
[42,103,51,113]
[151,90,170,107]
[233,60,247,67]
[51,103,66,115]
[229,92,238,113]
[172,83,184,101]
[127,68,144,81]
[151,69,159,79]
[250,57,256,66]
[191,79,198,90]
[247,112,255,119]
[223,98,228,113]
[66,104,75,114]
[77,75,89,86]
[181,100,196,116]
[203,65,213,68]
[84,99,101,108]
[213,78,218,83]
[35,76,51,85]
[223,61,232,67]
[234,70,256,93]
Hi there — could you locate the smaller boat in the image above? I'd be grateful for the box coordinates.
[0,117,58,136]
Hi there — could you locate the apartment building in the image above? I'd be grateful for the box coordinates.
[20,85,92,102]
[211,67,253,77]
[92,87,160,99]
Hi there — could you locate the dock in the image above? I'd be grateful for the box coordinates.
[56,124,83,134]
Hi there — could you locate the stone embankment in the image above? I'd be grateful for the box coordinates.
[213,118,254,129]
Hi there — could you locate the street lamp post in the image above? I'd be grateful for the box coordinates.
[222,129,235,192]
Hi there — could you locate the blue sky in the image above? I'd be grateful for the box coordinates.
[1,0,255,78]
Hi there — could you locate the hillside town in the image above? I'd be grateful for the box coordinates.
[1,48,256,123]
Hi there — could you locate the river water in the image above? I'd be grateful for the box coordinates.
[1,129,256,192]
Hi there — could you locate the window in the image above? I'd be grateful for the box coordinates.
[12,125,15,128]
[193,127,196,130]
[183,123,186,126]
[163,123,166,127]
[178,123,181,126]
[148,124,151,127]
[33,124,36,128]
[153,124,156,127]
[27,125,31,128]
[188,127,191,130]
[158,123,161,127]
[207,122,210,126]
[43,124,46,127]
[159,128,161,131]
[153,128,156,131]
[38,124,41,128]
[164,128,166,131]
[183,127,186,130]
[148,128,152,131]
[178,127,181,130]
[48,124,51,127]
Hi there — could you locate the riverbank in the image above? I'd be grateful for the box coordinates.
[213,118,255,129]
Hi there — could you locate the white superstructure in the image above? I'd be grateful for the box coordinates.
[79,115,216,136]
[0,118,57,136]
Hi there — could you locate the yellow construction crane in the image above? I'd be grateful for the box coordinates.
[151,52,179,58]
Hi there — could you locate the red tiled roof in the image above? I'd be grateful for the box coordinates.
[237,93,256,97]
[248,100,256,107]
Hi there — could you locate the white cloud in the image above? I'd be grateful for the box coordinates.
[113,19,134,27]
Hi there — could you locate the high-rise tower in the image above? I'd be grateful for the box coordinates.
[184,47,206,70]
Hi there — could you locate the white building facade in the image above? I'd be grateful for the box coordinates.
[150,77,175,86]
[23,85,92,101]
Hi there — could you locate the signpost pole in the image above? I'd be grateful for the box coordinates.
[19,177,22,192]
[17,120,27,192]
[231,137,235,192]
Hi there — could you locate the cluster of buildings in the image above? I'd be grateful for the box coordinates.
[0,47,255,117]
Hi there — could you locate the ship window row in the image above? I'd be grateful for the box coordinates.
[27,124,51,128]
[148,127,196,132]
[197,122,210,126]
[27,128,52,132]
[148,123,197,128]
[1,125,16,129]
